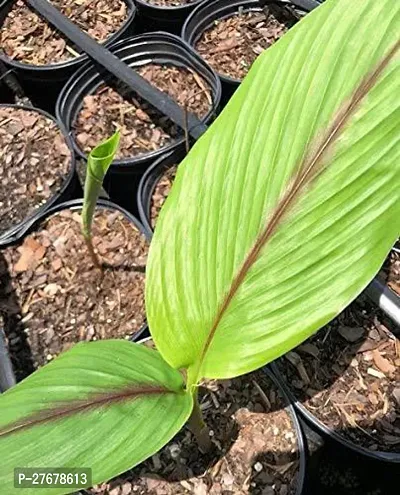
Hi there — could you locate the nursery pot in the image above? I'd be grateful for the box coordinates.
[137,144,186,236]
[270,361,400,464]
[133,338,309,495]
[2,198,150,382]
[0,0,136,113]
[0,103,79,248]
[135,0,206,35]
[181,0,319,104]
[365,244,400,328]
[56,32,221,214]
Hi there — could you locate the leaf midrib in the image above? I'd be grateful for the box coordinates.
[0,385,176,438]
[188,39,400,385]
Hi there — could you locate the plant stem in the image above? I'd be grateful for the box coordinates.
[84,235,102,271]
[188,389,212,453]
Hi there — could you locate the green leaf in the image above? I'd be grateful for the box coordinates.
[0,340,193,494]
[146,0,400,382]
[82,131,120,238]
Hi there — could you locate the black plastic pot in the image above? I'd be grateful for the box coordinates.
[0,103,80,248]
[56,32,221,215]
[182,0,319,104]
[270,361,400,464]
[265,366,306,495]
[137,144,186,236]
[4,197,150,345]
[0,0,136,113]
[365,246,400,328]
[0,327,16,392]
[135,0,206,35]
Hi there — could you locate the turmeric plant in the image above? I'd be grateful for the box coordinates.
[0,0,399,493]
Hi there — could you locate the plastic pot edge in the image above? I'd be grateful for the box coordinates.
[365,277,400,329]
[137,145,187,236]
[0,103,77,247]
[0,0,137,74]
[269,361,400,464]
[3,197,150,342]
[181,0,319,86]
[136,0,206,12]
[56,31,221,170]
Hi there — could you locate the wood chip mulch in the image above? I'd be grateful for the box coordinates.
[150,166,176,228]
[1,208,148,380]
[0,0,128,65]
[0,106,71,238]
[86,371,301,495]
[195,7,299,80]
[143,0,198,6]
[380,240,400,297]
[276,298,400,453]
[75,63,213,159]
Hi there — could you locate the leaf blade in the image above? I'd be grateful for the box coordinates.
[0,340,193,494]
[146,0,400,380]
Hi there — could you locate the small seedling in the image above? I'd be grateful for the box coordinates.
[0,1,398,492]
[81,131,120,269]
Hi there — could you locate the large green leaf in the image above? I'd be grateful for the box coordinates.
[0,340,193,494]
[146,0,400,382]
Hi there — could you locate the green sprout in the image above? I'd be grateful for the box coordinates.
[81,131,120,270]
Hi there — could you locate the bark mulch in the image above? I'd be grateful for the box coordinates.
[380,240,400,297]
[143,0,198,6]
[75,63,212,159]
[195,6,299,80]
[150,166,176,228]
[276,298,400,453]
[1,208,148,380]
[0,106,71,237]
[0,0,128,65]
[86,371,301,495]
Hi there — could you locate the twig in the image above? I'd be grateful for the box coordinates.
[252,379,271,410]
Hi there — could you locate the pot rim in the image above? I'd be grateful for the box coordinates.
[0,103,77,246]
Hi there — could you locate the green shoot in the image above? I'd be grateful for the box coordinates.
[81,131,120,270]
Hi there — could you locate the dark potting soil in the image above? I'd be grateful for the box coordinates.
[150,166,177,228]
[0,106,71,237]
[1,208,148,379]
[195,8,298,80]
[86,371,301,494]
[0,0,128,65]
[380,240,400,297]
[143,0,198,6]
[276,298,400,453]
[75,64,212,160]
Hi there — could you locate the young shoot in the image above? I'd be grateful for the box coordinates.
[81,131,120,270]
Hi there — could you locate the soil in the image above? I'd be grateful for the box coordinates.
[75,63,212,160]
[195,6,300,80]
[85,371,301,494]
[143,0,198,6]
[0,106,71,238]
[0,0,128,66]
[150,166,176,228]
[276,297,400,453]
[380,240,400,296]
[1,208,148,380]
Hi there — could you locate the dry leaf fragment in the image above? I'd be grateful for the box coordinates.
[367,368,386,379]
[338,326,365,343]
[298,343,319,358]
[372,349,396,375]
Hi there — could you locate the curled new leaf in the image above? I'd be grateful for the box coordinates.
[81,131,120,239]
